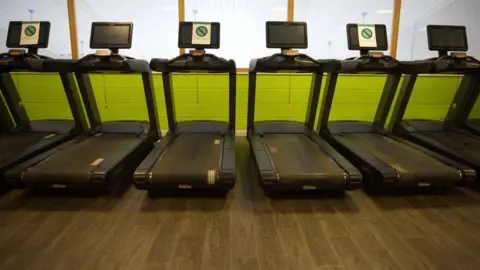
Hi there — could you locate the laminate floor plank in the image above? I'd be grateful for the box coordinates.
[331,198,400,270]
[403,197,479,270]
[270,200,315,270]
[291,200,342,268]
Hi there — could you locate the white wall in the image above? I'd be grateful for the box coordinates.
[185,0,287,67]
[0,0,70,58]
[295,0,394,59]
[1,0,479,63]
[397,0,480,60]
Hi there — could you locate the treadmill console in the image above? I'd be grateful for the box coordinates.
[6,21,50,53]
[151,22,234,73]
[426,25,480,73]
[0,21,52,70]
[76,22,146,73]
[90,22,133,54]
[250,21,325,73]
[343,23,399,72]
[178,21,221,49]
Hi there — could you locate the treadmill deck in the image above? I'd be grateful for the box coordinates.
[262,134,346,183]
[418,131,480,160]
[150,133,223,184]
[337,133,460,182]
[21,134,142,184]
[0,132,54,162]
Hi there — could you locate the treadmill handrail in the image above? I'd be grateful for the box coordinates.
[75,53,150,73]
[338,55,401,73]
[249,53,334,73]
[431,55,480,74]
[400,60,433,74]
[0,52,53,72]
[150,53,235,73]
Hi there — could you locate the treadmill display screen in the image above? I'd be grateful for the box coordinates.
[427,25,467,51]
[266,22,307,49]
[346,24,388,51]
[6,21,50,48]
[178,22,221,49]
[90,23,133,49]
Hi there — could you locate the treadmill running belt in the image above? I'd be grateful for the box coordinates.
[0,132,53,161]
[263,134,345,178]
[22,134,141,184]
[467,120,480,131]
[421,131,480,156]
[150,134,223,183]
[341,133,459,182]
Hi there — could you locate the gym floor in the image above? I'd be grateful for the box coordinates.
[1,139,480,270]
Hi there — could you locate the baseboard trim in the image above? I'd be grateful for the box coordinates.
[160,130,248,136]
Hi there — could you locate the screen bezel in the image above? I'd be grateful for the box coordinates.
[346,23,388,51]
[427,25,468,52]
[266,21,308,49]
[89,22,133,49]
[177,21,221,49]
[6,21,51,48]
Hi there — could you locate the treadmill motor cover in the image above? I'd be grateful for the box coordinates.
[346,23,388,51]
[266,21,308,49]
[90,22,133,49]
[6,21,50,48]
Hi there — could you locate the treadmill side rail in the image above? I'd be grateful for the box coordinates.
[248,135,279,187]
[308,132,362,190]
[133,134,174,190]
[325,133,398,183]
[218,135,236,189]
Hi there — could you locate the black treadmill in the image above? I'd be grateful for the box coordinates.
[5,22,160,190]
[454,79,480,134]
[388,24,480,180]
[0,91,15,135]
[247,21,361,193]
[319,23,471,190]
[0,21,87,192]
[133,22,236,193]
[439,30,480,135]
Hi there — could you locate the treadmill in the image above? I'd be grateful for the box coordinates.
[247,21,361,193]
[133,22,236,193]
[452,78,480,134]
[5,22,160,190]
[0,92,15,135]
[439,30,480,135]
[388,24,480,180]
[0,21,87,191]
[319,23,471,191]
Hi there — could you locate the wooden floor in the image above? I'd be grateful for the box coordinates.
[1,140,480,270]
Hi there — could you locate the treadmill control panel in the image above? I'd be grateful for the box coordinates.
[368,52,384,58]
[281,49,299,56]
[450,52,467,59]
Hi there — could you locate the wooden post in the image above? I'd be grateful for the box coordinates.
[179,0,185,55]
[288,0,294,21]
[390,0,402,58]
[67,0,79,59]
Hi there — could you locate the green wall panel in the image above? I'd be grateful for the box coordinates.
[324,75,386,121]
[257,74,291,89]
[13,73,462,130]
[14,73,71,120]
[470,99,480,119]
[403,76,460,120]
